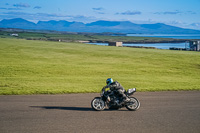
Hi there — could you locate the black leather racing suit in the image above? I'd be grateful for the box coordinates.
[103,81,127,103]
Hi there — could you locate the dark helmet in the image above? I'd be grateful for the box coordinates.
[106,78,113,85]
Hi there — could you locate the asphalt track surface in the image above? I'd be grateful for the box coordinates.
[0,91,200,133]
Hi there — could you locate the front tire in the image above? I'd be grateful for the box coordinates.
[91,97,106,111]
[125,97,140,111]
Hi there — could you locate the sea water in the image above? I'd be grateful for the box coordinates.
[87,34,200,49]
[88,42,188,49]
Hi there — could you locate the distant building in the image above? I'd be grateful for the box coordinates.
[189,41,200,51]
[10,33,18,37]
[108,42,123,47]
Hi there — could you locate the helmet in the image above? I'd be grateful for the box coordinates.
[106,78,113,85]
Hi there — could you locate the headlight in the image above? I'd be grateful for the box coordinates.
[127,88,136,93]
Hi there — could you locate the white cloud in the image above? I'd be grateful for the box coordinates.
[34,6,42,9]
[116,10,142,15]
[154,10,197,15]
[13,3,30,8]
[92,7,104,11]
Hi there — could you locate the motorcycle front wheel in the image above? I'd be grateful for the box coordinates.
[125,97,140,111]
[91,97,106,111]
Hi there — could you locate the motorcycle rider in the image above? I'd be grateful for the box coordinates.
[102,78,129,104]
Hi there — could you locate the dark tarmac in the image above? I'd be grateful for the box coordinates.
[0,91,200,133]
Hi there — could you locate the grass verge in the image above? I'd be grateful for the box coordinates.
[0,38,199,95]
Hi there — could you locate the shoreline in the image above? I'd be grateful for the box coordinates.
[88,39,194,44]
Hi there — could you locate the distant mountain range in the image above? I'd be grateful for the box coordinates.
[0,18,200,34]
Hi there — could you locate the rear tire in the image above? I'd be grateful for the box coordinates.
[125,97,140,111]
[91,97,106,111]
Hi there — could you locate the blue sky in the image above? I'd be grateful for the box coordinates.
[0,0,200,30]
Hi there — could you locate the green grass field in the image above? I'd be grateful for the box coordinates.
[0,38,199,95]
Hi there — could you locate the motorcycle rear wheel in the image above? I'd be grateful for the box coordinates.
[125,97,140,111]
[91,97,106,111]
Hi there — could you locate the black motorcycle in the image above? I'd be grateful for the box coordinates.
[91,88,140,111]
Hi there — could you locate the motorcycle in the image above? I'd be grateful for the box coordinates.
[91,88,140,111]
